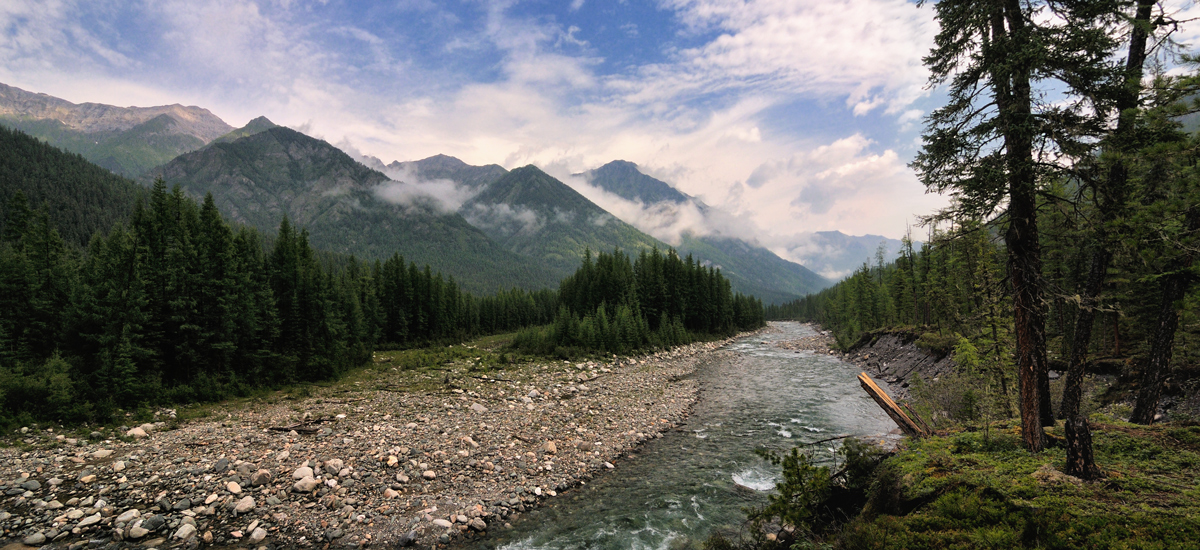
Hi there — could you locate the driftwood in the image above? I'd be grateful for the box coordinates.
[471,375,513,382]
[268,419,328,434]
[858,372,927,438]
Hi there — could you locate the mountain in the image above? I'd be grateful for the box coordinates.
[393,154,508,191]
[146,127,559,293]
[0,83,233,177]
[0,125,144,246]
[676,234,832,305]
[210,116,278,145]
[784,231,908,281]
[583,160,690,205]
[462,165,666,275]
[579,160,831,302]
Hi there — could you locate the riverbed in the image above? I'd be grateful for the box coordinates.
[470,321,896,550]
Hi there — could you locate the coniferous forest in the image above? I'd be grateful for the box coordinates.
[767,0,1200,481]
[0,127,763,427]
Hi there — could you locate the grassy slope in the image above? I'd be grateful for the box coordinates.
[839,420,1200,549]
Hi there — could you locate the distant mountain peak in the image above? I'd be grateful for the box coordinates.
[0,82,232,141]
[581,160,690,205]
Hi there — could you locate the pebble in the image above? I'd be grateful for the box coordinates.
[77,513,102,527]
[234,496,255,514]
[174,522,197,540]
[0,335,745,550]
[293,477,320,492]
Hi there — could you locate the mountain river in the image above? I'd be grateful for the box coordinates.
[465,321,897,550]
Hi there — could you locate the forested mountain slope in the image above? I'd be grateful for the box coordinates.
[146,127,559,293]
[462,165,667,277]
[0,125,143,246]
[580,160,831,302]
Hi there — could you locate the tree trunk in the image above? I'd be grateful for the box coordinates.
[1131,205,1199,424]
[1064,415,1103,479]
[1060,0,1154,476]
[996,0,1047,451]
[1130,275,1186,424]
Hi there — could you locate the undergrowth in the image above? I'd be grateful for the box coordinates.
[725,420,1200,550]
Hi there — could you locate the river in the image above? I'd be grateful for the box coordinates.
[465,321,897,550]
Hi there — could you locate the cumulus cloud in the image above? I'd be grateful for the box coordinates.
[0,0,957,243]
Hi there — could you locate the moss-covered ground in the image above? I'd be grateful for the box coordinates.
[836,419,1200,549]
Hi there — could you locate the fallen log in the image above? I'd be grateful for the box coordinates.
[858,372,926,438]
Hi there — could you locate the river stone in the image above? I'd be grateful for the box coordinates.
[470,403,488,413]
[21,479,41,490]
[432,518,452,528]
[23,532,46,545]
[227,481,242,494]
[92,449,113,459]
[250,469,272,486]
[383,488,400,499]
[324,458,344,476]
[77,513,102,527]
[126,427,147,438]
[422,470,436,480]
[469,518,487,531]
[141,514,166,532]
[544,441,557,454]
[174,523,197,540]
[249,527,267,543]
[234,496,255,513]
[116,509,140,523]
[293,466,314,480]
[128,525,150,539]
[213,458,230,473]
[79,474,96,483]
[293,477,320,492]
[173,498,191,510]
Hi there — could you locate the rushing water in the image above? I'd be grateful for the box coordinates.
[468,322,896,550]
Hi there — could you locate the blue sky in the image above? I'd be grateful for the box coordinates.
[7,0,1189,266]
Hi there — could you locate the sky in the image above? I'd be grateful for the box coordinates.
[3,0,1198,266]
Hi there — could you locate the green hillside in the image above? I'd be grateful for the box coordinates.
[581,160,831,302]
[675,234,831,304]
[463,165,667,276]
[0,125,144,246]
[0,113,210,178]
[146,127,560,293]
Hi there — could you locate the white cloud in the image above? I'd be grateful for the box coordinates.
[0,0,955,243]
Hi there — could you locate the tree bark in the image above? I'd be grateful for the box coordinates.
[1060,0,1153,478]
[995,0,1047,451]
[1130,275,1186,424]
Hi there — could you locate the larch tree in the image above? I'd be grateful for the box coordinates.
[913,0,1123,451]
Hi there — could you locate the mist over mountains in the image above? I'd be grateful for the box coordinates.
[0,83,899,301]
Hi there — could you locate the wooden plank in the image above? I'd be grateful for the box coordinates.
[858,372,926,438]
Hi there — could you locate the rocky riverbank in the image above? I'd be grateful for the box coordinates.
[0,334,754,550]
[777,325,955,402]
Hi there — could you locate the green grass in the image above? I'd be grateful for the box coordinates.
[836,420,1200,549]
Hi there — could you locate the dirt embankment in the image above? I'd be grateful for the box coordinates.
[843,332,957,401]
[0,332,760,550]
[779,326,956,402]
